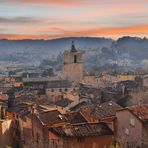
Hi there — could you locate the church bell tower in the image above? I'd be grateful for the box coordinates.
[62,41,84,82]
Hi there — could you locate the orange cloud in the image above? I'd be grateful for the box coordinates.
[1,0,102,7]
[1,24,148,40]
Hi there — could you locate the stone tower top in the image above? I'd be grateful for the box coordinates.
[70,41,77,52]
[62,41,84,81]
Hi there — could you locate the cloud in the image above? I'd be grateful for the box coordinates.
[0,17,42,24]
[1,0,148,8]
[0,24,148,40]
[0,0,110,7]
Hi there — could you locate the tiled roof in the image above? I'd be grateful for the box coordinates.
[38,110,67,125]
[7,103,51,118]
[55,98,72,107]
[128,105,148,121]
[65,111,88,124]
[49,122,113,137]
[80,101,123,119]
[23,77,49,83]
[15,94,39,104]
[0,94,8,101]
[7,103,31,117]
[69,101,90,111]
[47,80,72,88]
[23,77,72,89]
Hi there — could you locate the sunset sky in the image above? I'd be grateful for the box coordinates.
[0,0,148,40]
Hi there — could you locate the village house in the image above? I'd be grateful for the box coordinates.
[115,104,148,148]
[5,100,116,148]
[116,108,143,148]
[65,111,88,124]
[5,102,68,148]
[6,103,33,147]
[97,73,117,88]
[4,75,23,88]
[116,74,135,82]
[45,80,78,102]
[0,107,14,147]
[79,101,123,135]
[29,109,67,148]
[49,122,114,148]
[83,72,98,87]
[128,105,148,147]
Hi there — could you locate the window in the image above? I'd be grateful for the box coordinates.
[125,128,129,135]
[65,88,68,92]
[74,55,77,63]
[130,118,135,126]
[59,89,62,92]
[51,89,54,92]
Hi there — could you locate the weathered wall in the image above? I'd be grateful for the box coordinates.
[62,63,83,82]
[0,119,13,147]
[32,115,49,148]
[83,75,98,87]
[48,131,63,148]
[62,51,84,82]
[63,135,113,148]
[21,117,32,148]
[116,110,142,148]
[143,122,148,148]
[46,87,74,98]
[63,51,83,64]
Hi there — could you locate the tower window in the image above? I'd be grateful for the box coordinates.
[74,55,77,63]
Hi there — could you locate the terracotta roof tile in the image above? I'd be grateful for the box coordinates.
[65,111,88,124]
[80,101,123,119]
[38,110,67,125]
[49,122,113,137]
[128,105,148,121]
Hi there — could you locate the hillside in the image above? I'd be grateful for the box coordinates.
[0,36,148,71]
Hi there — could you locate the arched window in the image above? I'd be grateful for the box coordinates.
[74,55,77,63]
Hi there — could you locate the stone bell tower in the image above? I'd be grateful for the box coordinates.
[62,41,84,82]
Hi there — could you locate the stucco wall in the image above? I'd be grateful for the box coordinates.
[63,135,113,148]
[62,63,83,82]
[0,119,13,147]
[116,110,142,148]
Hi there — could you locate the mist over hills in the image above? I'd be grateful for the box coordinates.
[0,37,113,64]
[0,36,148,71]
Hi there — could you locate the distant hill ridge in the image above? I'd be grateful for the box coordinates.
[0,36,147,67]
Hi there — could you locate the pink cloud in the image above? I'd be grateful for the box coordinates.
[1,24,148,40]
[0,0,103,7]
